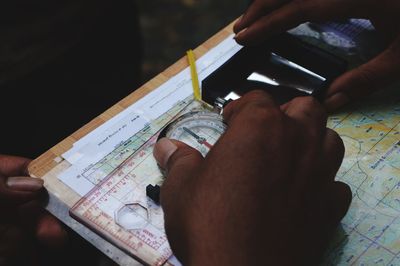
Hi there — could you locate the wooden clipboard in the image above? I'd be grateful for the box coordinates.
[27,21,236,265]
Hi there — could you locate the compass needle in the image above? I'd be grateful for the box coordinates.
[159,111,226,156]
[201,140,213,149]
[182,127,201,141]
[183,127,213,148]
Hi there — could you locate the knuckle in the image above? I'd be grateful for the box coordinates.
[252,109,287,142]
[290,96,327,126]
[234,90,280,123]
[249,104,283,124]
[234,106,287,146]
[242,89,271,103]
[292,96,324,113]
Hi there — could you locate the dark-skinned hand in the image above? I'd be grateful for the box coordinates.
[153,91,351,265]
[233,0,400,111]
[0,154,67,266]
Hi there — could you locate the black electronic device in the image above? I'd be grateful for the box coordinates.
[202,33,348,105]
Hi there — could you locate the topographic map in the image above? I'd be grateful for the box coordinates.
[294,20,400,265]
[60,21,400,265]
[324,87,400,265]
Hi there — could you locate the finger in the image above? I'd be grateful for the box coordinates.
[235,1,311,45]
[284,97,328,190]
[320,129,345,182]
[310,181,351,260]
[17,201,68,248]
[153,138,178,170]
[0,176,43,204]
[35,213,68,248]
[154,138,203,177]
[279,101,290,111]
[153,138,204,203]
[325,37,400,111]
[233,0,288,34]
[0,154,31,177]
[223,90,278,125]
[153,138,203,223]
[234,0,356,45]
[283,96,327,135]
[324,181,352,227]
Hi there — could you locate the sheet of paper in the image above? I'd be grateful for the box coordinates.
[63,35,241,161]
[60,35,242,196]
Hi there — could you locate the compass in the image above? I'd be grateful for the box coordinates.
[158,110,226,156]
[147,98,229,204]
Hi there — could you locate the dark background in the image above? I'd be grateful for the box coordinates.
[0,1,247,158]
[138,0,247,82]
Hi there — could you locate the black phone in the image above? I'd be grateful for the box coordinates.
[202,33,347,105]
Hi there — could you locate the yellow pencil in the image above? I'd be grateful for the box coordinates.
[186,49,201,101]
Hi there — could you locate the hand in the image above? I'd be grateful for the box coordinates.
[233,0,400,111]
[153,90,351,265]
[0,154,67,265]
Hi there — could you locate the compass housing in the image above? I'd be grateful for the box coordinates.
[158,111,226,156]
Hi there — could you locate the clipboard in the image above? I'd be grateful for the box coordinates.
[28,22,236,266]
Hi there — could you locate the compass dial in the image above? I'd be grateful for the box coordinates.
[158,111,226,156]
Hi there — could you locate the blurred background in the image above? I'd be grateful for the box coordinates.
[138,0,247,82]
[0,0,247,158]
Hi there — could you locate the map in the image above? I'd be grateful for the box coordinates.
[287,20,400,265]
[57,22,400,265]
[322,88,400,265]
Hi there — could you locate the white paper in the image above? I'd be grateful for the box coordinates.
[59,35,242,195]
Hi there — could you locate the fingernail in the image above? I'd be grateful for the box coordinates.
[324,92,350,112]
[6,176,44,191]
[234,28,247,40]
[153,138,178,169]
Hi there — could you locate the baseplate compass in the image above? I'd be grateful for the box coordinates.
[146,98,229,204]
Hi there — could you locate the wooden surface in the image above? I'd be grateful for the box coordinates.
[28,21,236,208]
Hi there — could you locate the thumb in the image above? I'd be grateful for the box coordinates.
[153,137,203,204]
[153,138,203,262]
[325,36,400,111]
[153,138,204,175]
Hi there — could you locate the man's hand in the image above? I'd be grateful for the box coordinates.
[233,0,400,111]
[0,154,67,265]
[153,91,351,265]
